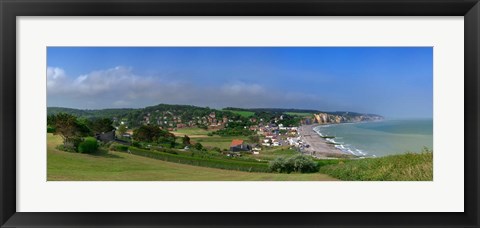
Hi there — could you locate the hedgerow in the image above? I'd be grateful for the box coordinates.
[113,146,269,172]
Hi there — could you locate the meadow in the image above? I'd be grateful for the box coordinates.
[48,126,433,181]
[171,127,249,150]
[172,127,213,136]
[224,110,255,117]
[243,147,298,160]
[193,135,249,150]
[47,134,336,181]
[320,151,433,181]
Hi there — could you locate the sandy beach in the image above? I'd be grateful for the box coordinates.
[297,124,349,158]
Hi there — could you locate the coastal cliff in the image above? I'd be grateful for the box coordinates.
[313,112,383,124]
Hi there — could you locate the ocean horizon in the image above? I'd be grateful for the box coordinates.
[313,118,433,157]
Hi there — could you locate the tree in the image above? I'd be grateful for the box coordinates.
[197,124,208,130]
[52,113,89,148]
[182,135,191,146]
[47,114,57,126]
[118,124,127,136]
[132,125,175,143]
[248,135,260,144]
[47,114,58,133]
[89,118,114,134]
[266,138,273,145]
[133,125,162,142]
[193,142,204,150]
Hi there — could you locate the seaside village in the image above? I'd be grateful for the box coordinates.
[232,115,334,155]
[228,123,302,156]
[108,111,339,157]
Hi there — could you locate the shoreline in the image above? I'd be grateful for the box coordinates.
[297,124,351,158]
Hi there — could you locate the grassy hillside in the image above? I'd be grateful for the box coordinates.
[172,127,214,136]
[170,128,250,150]
[319,152,433,181]
[194,135,249,150]
[119,146,270,173]
[47,134,336,181]
[225,110,255,117]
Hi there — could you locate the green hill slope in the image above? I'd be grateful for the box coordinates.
[47,134,336,181]
[319,151,433,181]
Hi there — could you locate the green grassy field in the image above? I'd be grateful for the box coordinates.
[171,127,249,150]
[224,110,255,117]
[194,135,249,150]
[173,127,213,136]
[244,147,298,160]
[47,134,336,181]
[121,146,270,172]
[319,152,433,181]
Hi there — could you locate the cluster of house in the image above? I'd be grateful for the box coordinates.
[229,139,261,155]
[286,136,310,149]
[257,123,299,147]
[140,111,232,131]
[228,123,300,155]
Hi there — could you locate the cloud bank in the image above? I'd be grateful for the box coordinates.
[47,66,345,110]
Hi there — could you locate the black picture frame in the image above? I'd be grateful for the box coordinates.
[1,0,479,227]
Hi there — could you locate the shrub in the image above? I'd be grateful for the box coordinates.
[152,147,178,155]
[131,141,141,148]
[56,137,82,152]
[110,144,129,152]
[47,126,56,133]
[55,144,76,153]
[269,155,319,173]
[193,143,204,150]
[290,155,319,173]
[78,137,99,153]
[269,157,291,173]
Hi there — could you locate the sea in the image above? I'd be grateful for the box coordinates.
[313,119,433,157]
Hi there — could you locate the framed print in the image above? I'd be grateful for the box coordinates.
[1,0,479,227]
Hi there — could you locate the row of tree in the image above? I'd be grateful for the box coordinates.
[47,113,114,151]
[131,125,205,150]
[132,125,175,144]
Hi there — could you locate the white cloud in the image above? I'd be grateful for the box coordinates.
[47,67,66,89]
[47,66,156,97]
[47,66,344,110]
[221,82,264,95]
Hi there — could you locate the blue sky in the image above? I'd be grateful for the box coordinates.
[47,47,433,118]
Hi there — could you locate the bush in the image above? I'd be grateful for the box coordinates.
[269,155,319,173]
[131,141,141,148]
[55,144,76,153]
[47,126,56,133]
[110,144,129,152]
[290,155,320,173]
[152,147,178,155]
[78,137,99,153]
[193,143,203,150]
[56,137,82,152]
[268,157,291,173]
[101,141,113,149]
